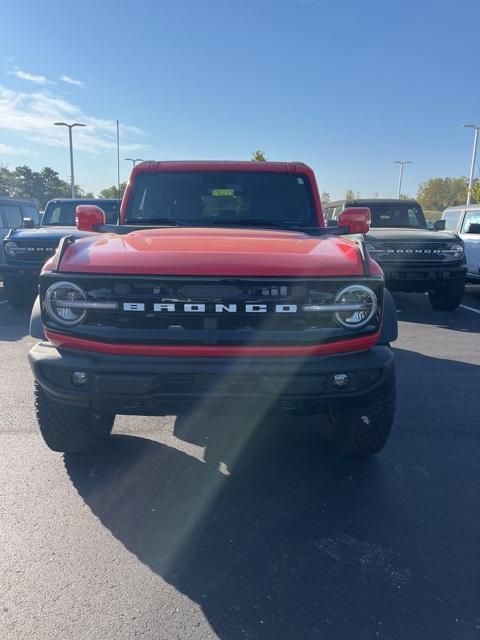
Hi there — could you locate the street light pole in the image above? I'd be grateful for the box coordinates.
[125,158,144,167]
[54,122,86,197]
[393,160,413,198]
[463,124,480,205]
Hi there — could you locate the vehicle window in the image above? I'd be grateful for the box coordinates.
[356,203,427,229]
[42,202,118,225]
[23,204,40,225]
[407,208,422,226]
[442,210,461,230]
[461,210,480,233]
[324,207,335,219]
[3,204,23,228]
[125,171,316,226]
[100,202,120,224]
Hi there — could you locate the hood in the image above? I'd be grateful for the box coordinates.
[366,228,458,242]
[58,227,366,277]
[8,227,89,243]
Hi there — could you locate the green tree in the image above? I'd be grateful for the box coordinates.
[471,180,480,203]
[251,150,267,161]
[345,189,360,200]
[0,165,14,195]
[321,191,330,203]
[417,177,469,211]
[99,182,127,199]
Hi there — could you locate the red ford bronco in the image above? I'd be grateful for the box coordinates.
[28,161,397,456]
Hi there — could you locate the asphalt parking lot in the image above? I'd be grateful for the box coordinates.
[0,287,479,640]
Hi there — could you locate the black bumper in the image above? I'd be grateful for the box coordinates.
[380,262,467,292]
[0,262,41,278]
[28,342,394,414]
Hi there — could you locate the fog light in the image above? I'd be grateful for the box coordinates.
[332,373,350,389]
[71,371,89,386]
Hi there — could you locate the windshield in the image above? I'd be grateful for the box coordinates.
[124,171,317,227]
[353,202,427,229]
[42,201,119,226]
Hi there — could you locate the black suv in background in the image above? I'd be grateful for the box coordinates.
[325,199,466,310]
[1,198,119,307]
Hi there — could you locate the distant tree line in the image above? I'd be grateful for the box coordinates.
[0,165,94,209]
[2,161,479,213]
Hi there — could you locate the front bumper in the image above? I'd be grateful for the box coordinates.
[0,261,41,278]
[28,342,394,414]
[379,262,467,292]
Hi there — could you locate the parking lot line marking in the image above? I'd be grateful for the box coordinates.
[0,300,8,306]
[460,304,480,315]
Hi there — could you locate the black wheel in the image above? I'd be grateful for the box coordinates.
[4,275,37,309]
[327,376,396,456]
[34,382,115,453]
[428,277,465,311]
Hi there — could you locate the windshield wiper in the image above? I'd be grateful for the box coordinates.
[125,218,186,226]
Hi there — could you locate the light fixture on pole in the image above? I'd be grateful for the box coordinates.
[393,160,413,198]
[125,158,144,167]
[54,122,86,198]
[463,124,480,205]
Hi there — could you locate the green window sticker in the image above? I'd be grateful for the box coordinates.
[212,188,235,197]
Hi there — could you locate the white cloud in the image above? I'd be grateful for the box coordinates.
[8,69,51,85]
[60,75,86,89]
[0,84,146,156]
[0,142,30,155]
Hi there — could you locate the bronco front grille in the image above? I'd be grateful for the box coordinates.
[41,275,384,346]
[370,241,455,262]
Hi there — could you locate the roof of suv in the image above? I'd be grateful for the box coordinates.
[443,204,480,211]
[0,196,38,206]
[46,198,119,204]
[131,160,310,174]
[328,198,421,206]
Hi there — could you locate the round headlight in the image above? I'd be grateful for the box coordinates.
[4,241,18,257]
[448,243,464,259]
[45,281,87,326]
[365,242,382,256]
[334,285,378,328]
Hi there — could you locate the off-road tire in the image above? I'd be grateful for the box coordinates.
[4,275,37,309]
[428,277,465,311]
[327,376,396,456]
[34,382,115,453]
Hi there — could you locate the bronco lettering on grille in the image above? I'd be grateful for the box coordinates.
[123,302,299,314]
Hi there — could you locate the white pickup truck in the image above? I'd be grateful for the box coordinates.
[442,205,480,283]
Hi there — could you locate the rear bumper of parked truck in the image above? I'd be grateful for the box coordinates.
[28,341,394,415]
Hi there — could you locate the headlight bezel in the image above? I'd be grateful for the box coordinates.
[4,241,19,257]
[45,281,88,327]
[444,242,464,260]
[333,284,378,329]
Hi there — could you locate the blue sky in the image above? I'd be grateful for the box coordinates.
[1,0,479,198]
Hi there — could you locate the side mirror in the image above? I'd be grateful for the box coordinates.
[433,220,446,231]
[22,217,35,229]
[338,207,371,234]
[467,223,480,234]
[76,205,106,232]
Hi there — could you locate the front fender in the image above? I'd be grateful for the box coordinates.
[377,289,398,345]
[30,295,45,340]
